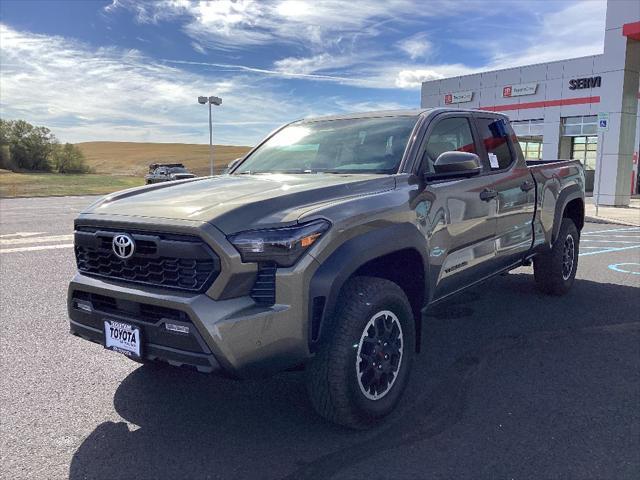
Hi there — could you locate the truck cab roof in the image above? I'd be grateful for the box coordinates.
[296,108,509,124]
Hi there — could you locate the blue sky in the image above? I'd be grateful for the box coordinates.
[0,0,606,146]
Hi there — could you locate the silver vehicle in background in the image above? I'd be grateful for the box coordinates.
[144,163,196,184]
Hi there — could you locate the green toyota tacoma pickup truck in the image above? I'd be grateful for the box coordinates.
[68,108,585,428]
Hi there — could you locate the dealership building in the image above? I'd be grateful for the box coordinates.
[421,0,640,206]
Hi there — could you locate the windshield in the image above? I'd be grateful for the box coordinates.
[234,116,419,175]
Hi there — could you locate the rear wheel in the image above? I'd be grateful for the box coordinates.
[305,276,415,429]
[534,218,579,295]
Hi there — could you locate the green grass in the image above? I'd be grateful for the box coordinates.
[0,172,145,198]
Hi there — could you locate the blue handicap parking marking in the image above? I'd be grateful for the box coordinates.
[608,263,640,275]
[580,227,640,257]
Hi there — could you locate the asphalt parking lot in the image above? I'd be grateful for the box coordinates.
[1,196,639,480]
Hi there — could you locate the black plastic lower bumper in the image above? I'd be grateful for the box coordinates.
[68,292,222,373]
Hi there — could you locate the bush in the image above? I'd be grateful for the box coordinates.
[0,119,90,173]
[51,142,91,173]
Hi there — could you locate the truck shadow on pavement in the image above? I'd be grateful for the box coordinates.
[68,273,640,480]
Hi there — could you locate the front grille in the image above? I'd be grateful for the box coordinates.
[74,227,220,292]
[251,263,276,306]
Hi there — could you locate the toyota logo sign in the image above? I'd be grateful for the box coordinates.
[112,234,135,259]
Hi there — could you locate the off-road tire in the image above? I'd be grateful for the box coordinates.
[305,276,415,429]
[534,218,579,295]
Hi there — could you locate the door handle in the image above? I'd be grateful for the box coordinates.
[479,189,498,201]
[520,180,535,192]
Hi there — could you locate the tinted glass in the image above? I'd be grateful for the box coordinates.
[234,116,419,175]
[421,117,476,173]
[476,117,514,170]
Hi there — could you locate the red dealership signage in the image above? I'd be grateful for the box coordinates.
[444,91,473,104]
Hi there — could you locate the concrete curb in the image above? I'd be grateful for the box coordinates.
[584,215,640,227]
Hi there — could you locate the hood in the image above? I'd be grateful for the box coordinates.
[85,173,395,233]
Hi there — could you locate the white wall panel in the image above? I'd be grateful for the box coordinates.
[559,103,593,117]
[520,64,548,82]
[544,79,563,101]
[495,68,521,86]
[439,77,461,94]
[480,72,497,88]
[598,69,626,112]
[478,88,496,108]
[605,0,640,30]
[518,108,544,120]
[546,60,564,80]
[562,56,596,79]
[459,74,482,90]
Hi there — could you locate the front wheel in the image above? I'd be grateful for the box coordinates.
[305,276,415,429]
[533,218,579,295]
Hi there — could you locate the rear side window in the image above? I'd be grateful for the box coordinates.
[421,117,476,173]
[476,117,514,170]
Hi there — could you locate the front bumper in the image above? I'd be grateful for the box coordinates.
[68,270,313,377]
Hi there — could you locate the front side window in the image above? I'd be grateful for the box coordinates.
[234,116,419,175]
[476,117,514,170]
[421,117,476,173]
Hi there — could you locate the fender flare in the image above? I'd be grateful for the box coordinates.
[307,223,429,352]
[551,185,584,245]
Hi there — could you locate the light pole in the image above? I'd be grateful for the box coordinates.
[197,95,222,176]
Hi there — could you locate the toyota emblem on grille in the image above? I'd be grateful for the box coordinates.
[112,234,135,259]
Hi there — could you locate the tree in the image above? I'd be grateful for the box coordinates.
[50,142,90,173]
[3,120,54,171]
[0,119,89,173]
[0,120,14,170]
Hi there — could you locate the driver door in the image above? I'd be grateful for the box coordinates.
[412,113,499,302]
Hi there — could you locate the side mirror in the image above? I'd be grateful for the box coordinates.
[430,151,481,178]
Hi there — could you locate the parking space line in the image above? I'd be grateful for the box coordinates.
[0,244,74,254]
[0,234,73,245]
[582,239,640,244]
[582,235,640,239]
[583,227,640,234]
[579,245,640,257]
[608,263,640,275]
[0,232,47,238]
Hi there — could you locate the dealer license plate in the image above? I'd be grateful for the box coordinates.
[104,320,141,359]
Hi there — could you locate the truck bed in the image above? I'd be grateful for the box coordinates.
[527,159,585,250]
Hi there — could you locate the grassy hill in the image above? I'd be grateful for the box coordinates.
[0,142,252,198]
[76,142,252,176]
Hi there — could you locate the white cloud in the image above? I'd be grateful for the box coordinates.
[1,0,609,146]
[397,33,432,60]
[484,0,606,69]
[395,69,443,88]
[191,41,206,54]
[0,23,422,145]
[273,53,356,75]
[0,24,316,144]
[105,0,462,50]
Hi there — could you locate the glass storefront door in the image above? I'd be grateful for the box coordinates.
[571,136,598,191]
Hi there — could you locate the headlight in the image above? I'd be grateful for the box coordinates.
[228,219,330,267]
